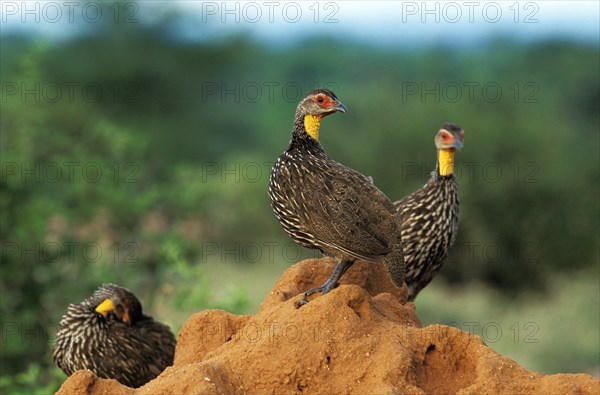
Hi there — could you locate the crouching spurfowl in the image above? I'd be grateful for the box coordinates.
[53,284,176,388]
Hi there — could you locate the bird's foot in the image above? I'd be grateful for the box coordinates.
[296,259,355,308]
[296,278,340,307]
[297,286,326,307]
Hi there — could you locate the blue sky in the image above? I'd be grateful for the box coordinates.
[2,1,599,47]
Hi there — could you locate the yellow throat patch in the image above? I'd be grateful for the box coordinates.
[94,298,115,317]
[304,114,322,141]
[438,149,455,176]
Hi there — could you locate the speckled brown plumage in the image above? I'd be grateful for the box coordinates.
[394,124,464,301]
[53,284,176,388]
[269,89,404,304]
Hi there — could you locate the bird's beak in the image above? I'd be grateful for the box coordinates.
[452,138,464,151]
[95,299,114,317]
[335,100,347,114]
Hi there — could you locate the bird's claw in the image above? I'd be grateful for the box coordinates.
[297,298,309,307]
[296,286,325,308]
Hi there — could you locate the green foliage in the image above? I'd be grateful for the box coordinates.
[0,364,65,395]
[1,6,598,393]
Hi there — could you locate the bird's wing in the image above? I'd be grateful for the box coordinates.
[298,159,398,261]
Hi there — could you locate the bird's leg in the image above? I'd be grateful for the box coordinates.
[298,259,355,306]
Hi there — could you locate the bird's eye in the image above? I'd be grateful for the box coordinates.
[317,96,324,103]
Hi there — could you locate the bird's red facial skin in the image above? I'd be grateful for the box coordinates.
[440,130,451,140]
[439,130,454,145]
[312,94,337,109]
[122,310,131,325]
[437,129,461,152]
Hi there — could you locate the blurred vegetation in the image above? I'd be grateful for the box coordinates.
[418,267,600,377]
[1,2,598,393]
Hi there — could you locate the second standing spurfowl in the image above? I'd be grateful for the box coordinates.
[394,124,464,301]
[269,89,405,305]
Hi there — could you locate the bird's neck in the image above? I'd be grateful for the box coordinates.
[303,114,322,141]
[290,114,323,152]
[437,149,455,176]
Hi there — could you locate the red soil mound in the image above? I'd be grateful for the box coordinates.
[56,258,600,394]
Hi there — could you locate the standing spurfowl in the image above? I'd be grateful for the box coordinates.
[53,284,176,388]
[269,89,405,305]
[394,124,464,301]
